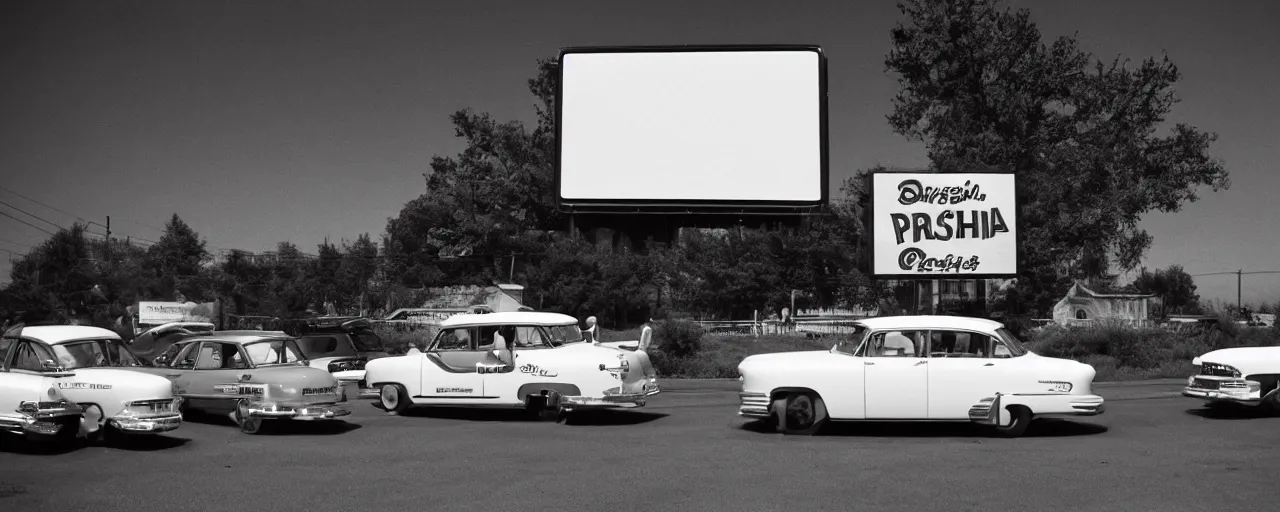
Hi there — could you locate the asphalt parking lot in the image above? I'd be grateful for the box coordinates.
[2,379,1277,512]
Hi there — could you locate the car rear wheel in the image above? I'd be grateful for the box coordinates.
[234,399,268,435]
[993,405,1032,438]
[379,384,411,415]
[772,392,828,435]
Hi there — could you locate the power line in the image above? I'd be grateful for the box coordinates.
[0,238,33,248]
[0,199,65,231]
[0,184,92,225]
[0,210,55,236]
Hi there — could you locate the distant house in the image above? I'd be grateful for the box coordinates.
[1051,282,1159,327]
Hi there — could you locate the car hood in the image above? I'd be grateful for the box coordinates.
[739,350,836,370]
[238,366,342,387]
[1194,347,1280,374]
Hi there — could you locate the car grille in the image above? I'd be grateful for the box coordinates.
[1192,378,1220,390]
[130,399,176,414]
[1200,363,1237,377]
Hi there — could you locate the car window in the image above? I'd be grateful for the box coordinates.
[195,342,239,370]
[858,330,925,357]
[52,340,109,369]
[296,335,357,359]
[515,326,550,348]
[171,342,200,369]
[992,328,1028,358]
[11,341,57,371]
[433,328,474,352]
[242,340,303,365]
[927,330,992,358]
[0,337,15,367]
[104,339,143,367]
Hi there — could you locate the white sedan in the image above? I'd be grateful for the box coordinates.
[4,324,183,443]
[737,315,1105,437]
[1183,347,1280,411]
[366,311,660,421]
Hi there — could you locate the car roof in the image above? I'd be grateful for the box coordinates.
[855,315,1005,331]
[439,311,579,328]
[19,325,123,344]
[175,330,294,345]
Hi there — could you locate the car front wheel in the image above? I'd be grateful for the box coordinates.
[772,392,828,435]
[234,400,268,435]
[379,384,411,415]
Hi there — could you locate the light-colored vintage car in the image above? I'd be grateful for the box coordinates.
[129,330,351,434]
[365,311,660,421]
[1,326,85,443]
[737,315,1105,437]
[1182,347,1280,411]
[5,324,183,443]
[291,317,389,398]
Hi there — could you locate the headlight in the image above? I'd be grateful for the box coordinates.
[1039,380,1073,393]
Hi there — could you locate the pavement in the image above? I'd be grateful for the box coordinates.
[2,378,1277,512]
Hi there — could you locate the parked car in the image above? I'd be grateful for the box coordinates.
[1,324,85,443]
[1182,347,1280,411]
[290,317,389,398]
[129,330,351,434]
[736,315,1105,437]
[365,311,660,421]
[127,321,215,365]
[5,324,183,443]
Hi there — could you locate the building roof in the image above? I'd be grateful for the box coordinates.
[854,315,1006,331]
[19,325,123,344]
[1064,282,1156,300]
[439,311,579,328]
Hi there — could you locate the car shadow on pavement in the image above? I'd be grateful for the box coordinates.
[103,435,192,451]
[180,410,362,435]
[393,406,668,426]
[1184,405,1278,420]
[0,437,84,455]
[738,418,1107,438]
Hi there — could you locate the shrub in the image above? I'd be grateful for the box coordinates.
[371,323,437,355]
[652,319,705,358]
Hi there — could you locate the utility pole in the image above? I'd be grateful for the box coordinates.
[105,216,112,263]
[1237,269,1243,319]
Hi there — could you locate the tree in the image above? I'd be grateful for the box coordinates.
[1129,265,1200,315]
[384,58,561,288]
[145,214,212,301]
[884,0,1230,314]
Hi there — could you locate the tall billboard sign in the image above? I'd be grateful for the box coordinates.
[870,172,1019,279]
[556,45,828,213]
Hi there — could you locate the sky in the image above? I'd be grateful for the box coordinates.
[1,0,1277,308]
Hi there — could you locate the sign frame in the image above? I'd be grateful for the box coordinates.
[868,170,1021,280]
[554,44,830,214]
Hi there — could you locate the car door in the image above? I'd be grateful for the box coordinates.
[419,327,489,402]
[862,329,929,419]
[0,337,43,413]
[925,329,1000,419]
[173,341,246,414]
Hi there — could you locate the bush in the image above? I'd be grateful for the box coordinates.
[371,323,437,355]
[1025,320,1280,381]
[652,319,705,358]
[647,333,829,378]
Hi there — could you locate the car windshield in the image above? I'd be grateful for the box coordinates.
[52,339,144,369]
[994,328,1030,357]
[833,325,869,355]
[546,325,585,346]
[241,339,307,366]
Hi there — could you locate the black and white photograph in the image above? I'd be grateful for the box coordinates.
[1,1,1277,511]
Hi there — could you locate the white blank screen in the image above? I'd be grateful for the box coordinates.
[558,50,823,203]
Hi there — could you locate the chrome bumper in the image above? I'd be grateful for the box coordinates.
[738,392,771,418]
[560,385,660,409]
[110,413,183,433]
[0,404,83,440]
[1183,376,1263,404]
[247,403,351,420]
[354,380,380,399]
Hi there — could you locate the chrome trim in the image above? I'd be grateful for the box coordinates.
[559,386,660,408]
[738,392,770,418]
[245,402,351,420]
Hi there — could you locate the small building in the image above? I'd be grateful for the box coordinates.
[1052,282,1158,327]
